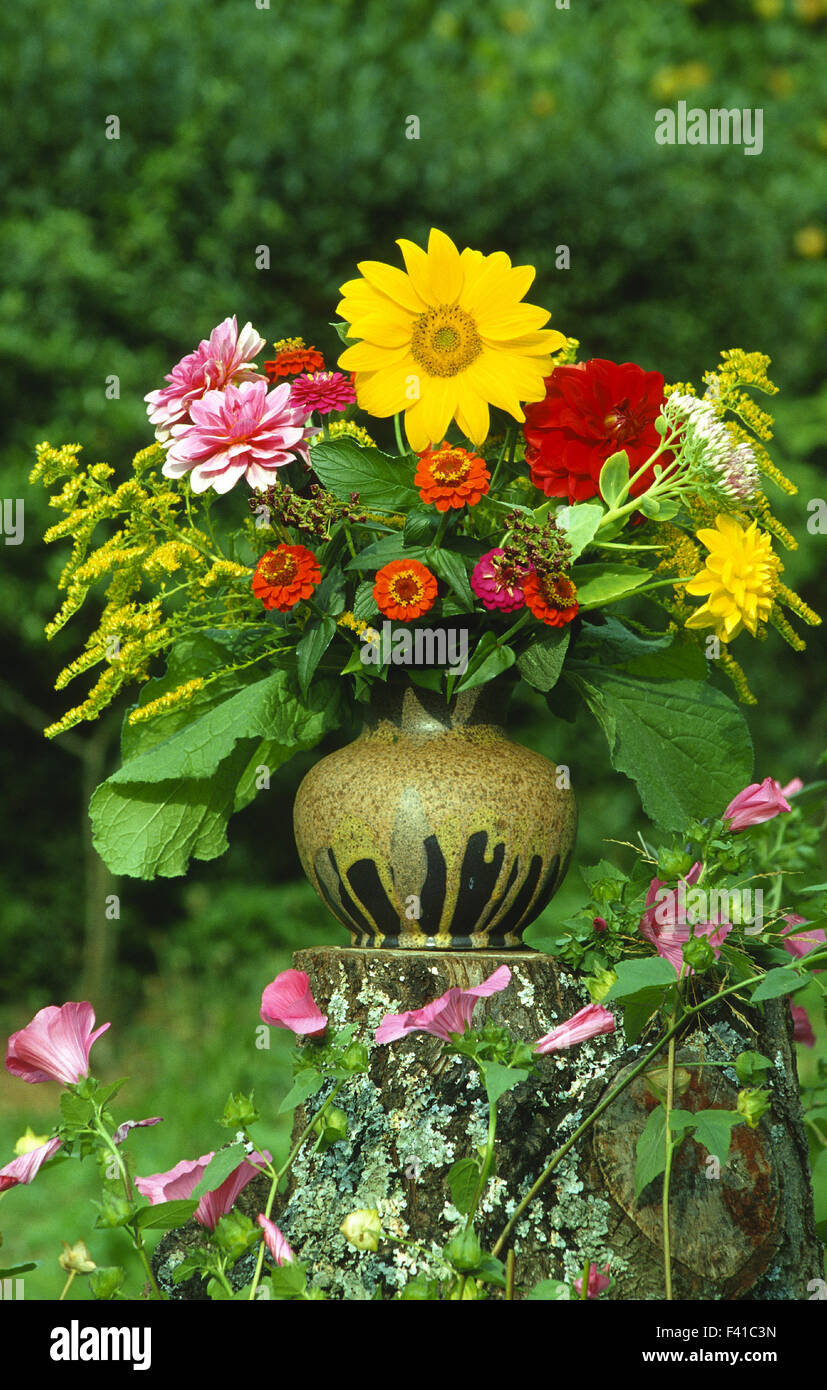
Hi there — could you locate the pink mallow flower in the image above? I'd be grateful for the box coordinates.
[638,863,732,976]
[0,1136,62,1193]
[573,1261,611,1299]
[723,777,792,832]
[145,315,266,436]
[113,1117,164,1146]
[260,970,328,1038]
[780,913,826,964]
[163,380,316,494]
[134,1149,271,1230]
[790,1003,815,1048]
[534,1004,615,1054]
[288,370,357,415]
[375,966,512,1044]
[470,548,529,613]
[781,778,804,798]
[5,1002,110,1086]
[257,1214,295,1265]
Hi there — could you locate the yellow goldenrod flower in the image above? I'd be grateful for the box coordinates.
[684,515,779,641]
[337,227,565,450]
[309,419,377,449]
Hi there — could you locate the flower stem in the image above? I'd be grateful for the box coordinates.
[662,986,682,1301]
[465,1099,498,1229]
[59,1271,76,1301]
[394,413,407,458]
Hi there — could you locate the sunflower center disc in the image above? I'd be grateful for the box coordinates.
[410,304,483,377]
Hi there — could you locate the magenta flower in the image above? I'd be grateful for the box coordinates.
[780,913,825,963]
[375,966,512,1044]
[134,1149,271,1230]
[145,316,266,436]
[257,1214,295,1265]
[288,371,356,415]
[113,1117,164,1147]
[470,548,528,613]
[723,777,792,832]
[5,1002,110,1086]
[638,864,732,976]
[260,970,328,1039]
[573,1261,611,1299]
[780,777,803,798]
[162,380,317,494]
[534,1004,615,1054]
[0,1136,62,1193]
[790,1003,815,1048]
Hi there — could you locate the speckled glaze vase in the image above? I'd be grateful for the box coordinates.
[293,674,577,949]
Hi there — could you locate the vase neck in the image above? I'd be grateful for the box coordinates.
[364,675,512,735]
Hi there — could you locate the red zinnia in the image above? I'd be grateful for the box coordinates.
[373,559,438,622]
[522,359,671,504]
[264,339,325,381]
[523,571,579,627]
[414,442,490,512]
[252,546,321,611]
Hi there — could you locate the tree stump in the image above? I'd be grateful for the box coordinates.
[153,946,823,1300]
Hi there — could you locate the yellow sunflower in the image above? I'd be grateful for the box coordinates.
[336,228,566,452]
[684,514,779,642]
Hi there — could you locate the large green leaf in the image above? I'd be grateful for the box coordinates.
[517,627,570,692]
[555,503,604,559]
[573,563,651,609]
[634,1106,667,1201]
[310,438,420,511]
[568,668,753,830]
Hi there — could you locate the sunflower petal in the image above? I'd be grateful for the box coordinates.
[425,228,464,303]
[397,238,438,307]
[357,260,426,315]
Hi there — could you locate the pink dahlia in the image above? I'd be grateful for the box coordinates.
[6,1001,110,1086]
[0,1136,62,1193]
[163,380,316,494]
[258,1214,295,1265]
[288,371,357,416]
[470,549,529,613]
[534,1003,615,1054]
[260,970,328,1039]
[134,1149,271,1230]
[145,316,266,437]
[375,966,511,1045]
[723,778,792,832]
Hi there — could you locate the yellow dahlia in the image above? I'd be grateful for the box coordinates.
[336,228,566,452]
[684,514,779,641]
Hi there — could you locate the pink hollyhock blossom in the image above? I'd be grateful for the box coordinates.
[288,371,357,415]
[780,913,825,967]
[135,1149,271,1230]
[163,380,317,494]
[470,549,528,613]
[534,1004,615,1054]
[145,316,266,436]
[260,970,328,1038]
[257,1214,295,1265]
[5,1002,110,1085]
[723,777,792,832]
[0,1136,62,1193]
[790,1003,815,1048]
[780,777,803,798]
[375,966,512,1045]
[573,1261,611,1299]
[638,864,732,976]
[113,1117,164,1146]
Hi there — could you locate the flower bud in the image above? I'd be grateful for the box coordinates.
[737,1088,772,1129]
[341,1042,369,1074]
[586,968,617,1004]
[592,917,608,935]
[682,934,716,973]
[444,1226,482,1273]
[94,1189,134,1228]
[90,1266,125,1300]
[657,848,694,879]
[340,1208,382,1251]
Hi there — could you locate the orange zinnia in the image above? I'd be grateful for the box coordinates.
[252,545,321,612]
[264,338,325,381]
[523,572,579,627]
[414,442,491,512]
[373,559,438,622]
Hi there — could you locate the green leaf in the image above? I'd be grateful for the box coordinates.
[0,1262,38,1278]
[691,1109,743,1165]
[517,627,570,692]
[751,966,809,1002]
[188,1143,248,1200]
[453,632,516,693]
[621,991,667,1045]
[573,563,651,609]
[296,615,337,696]
[352,579,379,620]
[310,438,420,511]
[267,1261,309,1299]
[555,503,604,559]
[134,1198,200,1231]
[278,1070,325,1115]
[634,1106,667,1201]
[60,1089,92,1132]
[447,1158,482,1215]
[346,536,429,571]
[474,1254,508,1288]
[568,668,753,830]
[329,321,353,345]
[428,548,473,606]
[598,451,630,508]
[735,1050,773,1085]
[603,957,678,1003]
[527,1278,572,1300]
[404,505,440,546]
[480,1060,530,1106]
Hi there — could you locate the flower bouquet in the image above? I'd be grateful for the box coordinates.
[31,227,820,883]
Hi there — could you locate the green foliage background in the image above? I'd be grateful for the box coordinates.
[0,0,824,1297]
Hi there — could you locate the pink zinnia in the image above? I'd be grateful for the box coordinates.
[134,1149,271,1230]
[145,316,266,436]
[5,1002,110,1086]
[260,970,327,1038]
[534,1004,615,1054]
[470,548,528,613]
[573,1261,611,1299]
[375,966,511,1044]
[780,913,825,966]
[790,1003,815,1048]
[0,1136,62,1193]
[288,371,356,416]
[163,380,316,494]
[723,778,792,832]
[257,1214,295,1265]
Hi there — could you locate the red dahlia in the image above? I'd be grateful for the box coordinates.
[522,359,671,504]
